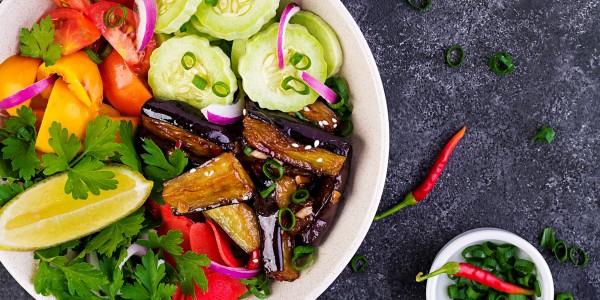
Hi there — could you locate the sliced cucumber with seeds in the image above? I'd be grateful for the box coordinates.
[231,39,247,78]
[238,23,327,112]
[148,35,237,109]
[291,11,343,77]
[188,15,219,41]
[156,0,202,34]
[194,0,278,40]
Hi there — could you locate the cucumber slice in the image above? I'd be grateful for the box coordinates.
[194,0,278,40]
[238,23,327,112]
[154,32,173,46]
[187,15,219,41]
[291,11,344,77]
[156,0,201,34]
[148,35,237,109]
[231,39,247,78]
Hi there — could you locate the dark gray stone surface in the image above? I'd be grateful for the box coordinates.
[1,0,599,299]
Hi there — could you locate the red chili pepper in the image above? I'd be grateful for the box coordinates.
[416,262,535,295]
[246,249,261,270]
[374,126,466,220]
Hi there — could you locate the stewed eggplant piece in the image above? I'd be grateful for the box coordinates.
[203,203,260,253]
[255,194,284,275]
[295,100,340,133]
[163,153,255,214]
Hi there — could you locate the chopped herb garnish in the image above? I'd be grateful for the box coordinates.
[532,125,555,144]
[19,16,62,66]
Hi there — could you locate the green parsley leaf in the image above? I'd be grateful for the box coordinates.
[173,251,210,295]
[533,125,556,144]
[0,158,17,179]
[99,256,125,300]
[1,107,40,181]
[19,16,62,66]
[65,157,118,200]
[137,230,183,256]
[0,182,24,207]
[80,208,145,257]
[141,139,188,183]
[82,116,120,160]
[117,121,142,172]
[34,260,71,298]
[121,250,177,300]
[41,122,81,176]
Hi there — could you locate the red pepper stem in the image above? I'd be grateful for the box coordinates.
[374,192,418,221]
[416,262,461,282]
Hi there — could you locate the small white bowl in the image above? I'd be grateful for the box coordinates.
[426,228,554,300]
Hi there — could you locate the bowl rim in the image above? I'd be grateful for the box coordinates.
[426,228,554,300]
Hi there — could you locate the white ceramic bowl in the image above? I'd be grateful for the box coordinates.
[426,228,554,300]
[0,0,389,299]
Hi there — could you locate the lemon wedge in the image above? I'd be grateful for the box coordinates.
[0,165,152,251]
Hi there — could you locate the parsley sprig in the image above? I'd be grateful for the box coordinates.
[0,107,40,181]
[19,16,62,66]
[140,138,188,204]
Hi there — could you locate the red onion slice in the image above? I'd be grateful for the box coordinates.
[208,261,262,279]
[118,243,149,269]
[134,0,157,51]
[0,75,58,110]
[301,71,338,104]
[85,252,100,269]
[277,3,301,70]
[200,99,245,125]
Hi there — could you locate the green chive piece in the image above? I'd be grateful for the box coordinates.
[104,5,127,28]
[325,76,351,111]
[278,207,296,231]
[291,53,312,71]
[462,245,482,259]
[486,291,497,300]
[338,119,354,137]
[495,296,508,300]
[212,82,230,97]
[406,0,431,11]
[262,159,284,181]
[540,227,556,249]
[243,146,253,156]
[553,240,568,262]
[507,295,527,300]
[447,284,460,299]
[555,292,574,300]
[465,286,479,299]
[483,257,497,270]
[181,52,196,70]
[569,246,589,267]
[532,125,556,144]
[260,184,276,198]
[481,241,497,256]
[292,189,310,204]
[193,75,208,90]
[282,76,310,95]
[100,43,113,59]
[292,246,316,271]
[489,52,515,75]
[240,274,271,299]
[445,45,465,68]
[350,254,367,273]
[514,259,534,274]
[84,47,103,64]
[294,111,311,123]
[205,0,219,7]
[534,280,541,297]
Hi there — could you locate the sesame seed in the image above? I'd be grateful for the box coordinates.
[208,170,214,176]
[318,121,323,127]
[322,120,330,126]
[314,140,320,147]
[333,124,338,129]
[303,107,310,112]
[204,171,209,176]
[242,109,247,116]
[305,145,312,150]
[317,158,323,162]
[292,143,299,148]
[332,118,338,123]
[189,168,197,173]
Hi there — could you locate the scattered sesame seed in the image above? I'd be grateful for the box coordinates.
[189,168,197,173]
[242,109,247,116]
[318,121,323,127]
[333,124,338,129]
[292,143,299,148]
[314,140,320,147]
[332,118,338,123]
[305,145,312,150]
[204,171,209,176]
[303,107,310,112]
[208,170,215,176]
[317,158,323,162]
[322,120,330,126]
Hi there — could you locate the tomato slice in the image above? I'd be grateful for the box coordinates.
[52,0,90,11]
[110,0,135,9]
[43,8,101,56]
[84,2,155,77]
[99,50,152,116]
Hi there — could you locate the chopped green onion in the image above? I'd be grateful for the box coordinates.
[282,76,310,95]
[212,82,231,97]
[555,292,574,300]
[481,241,497,256]
[495,296,508,300]
[84,47,103,64]
[260,184,276,198]
[294,111,311,123]
[17,127,32,141]
[104,5,127,28]
[540,227,556,250]
[291,53,312,71]
[514,259,534,274]
[445,45,465,68]
[483,257,497,270]
[532,125,556,144]
[243,146,253,156]
[278,207,296,231]
[406,0,431,11]
[553,240,568,262]
[466,257,483,268]
[262,159,284,181]
[205,0,219,7]
[325,77,351,111]
[193,75,208,90]
[292,246,315,271]
[569,246,588,267]
[534,280,541,297]
[179,23,187,33]
[350,254,367,272]
[240,274,271,299]
[181,52,196,70]
[486,291,497,300]
[447,284,460,299]
[99,43,113,59]
[338,119,354,137]
[292,189,310,204]
[489,52,515,75]
[507,295,527,300]
[465,286,479,299]
[516,273,534,287]
[462,245,482,259]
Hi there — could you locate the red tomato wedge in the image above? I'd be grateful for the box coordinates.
[52,0,90,11]
[43,8,101,56]
[189,273,248,300]
[110,0,135,9]
[190,223,226,267]
[84,2,155,76]
[206,218,244,268]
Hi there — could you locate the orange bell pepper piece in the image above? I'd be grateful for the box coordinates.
[0,56,42,116]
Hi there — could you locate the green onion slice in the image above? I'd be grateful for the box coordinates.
[495,296,508,300]
[514,259,535,274]
[262,159,284,181]
[193,75,208,90]
[282,76,310,95]
[462,245,483,259]
[569,246,589,267]
[516,273,534,287]
[540,227,556,250]
[489,52,515,75]
[278,207,296,231]
[292,246,316,271]
[84,47,103,64]
[292,189,310,204]
[243,146,253,156]
[350,254,367,273]
[104,5,127,28]
[99,43,113,59]
[181,52,196,70]
[507,295,527,300]
[338,119,354,137]
[294,111,311,123]
[406,0,431,11]
[240,274,271,299]
[534,280,541,297]
[212,82,231,97]
[555,292,574,300]
[260,184,276,198]
[553,240,568,262]
[291,53,312,71]
[447,285,460,299]
[465,286,479,299]
[445,45,465,68]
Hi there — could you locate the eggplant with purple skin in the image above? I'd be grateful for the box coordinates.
[255,194,284,275]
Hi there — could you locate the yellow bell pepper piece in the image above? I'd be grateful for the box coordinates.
[0,56,42,116]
